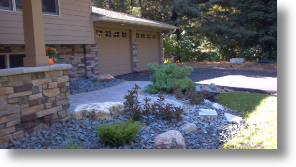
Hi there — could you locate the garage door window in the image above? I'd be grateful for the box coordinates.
[136,33,139,38]
[122,32,127,38]
[96,30,103,37]
[141,34,145,38]
[147,34,151,38]
[105,31,111,37]
[153,35,156,39]
[114,31,119,37]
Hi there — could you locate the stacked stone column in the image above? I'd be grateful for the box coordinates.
[84,44,99,79]
[133,42,138,72]
[0,65,72,146]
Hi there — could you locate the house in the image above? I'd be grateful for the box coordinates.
[0,0,177,80]
[0,0,176,146]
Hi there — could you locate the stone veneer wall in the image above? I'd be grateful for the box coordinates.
[0,64,72,146]
[0,44,99,81]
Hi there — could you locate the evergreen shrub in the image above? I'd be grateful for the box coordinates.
[96,119,143,147]
[145,63,196,94]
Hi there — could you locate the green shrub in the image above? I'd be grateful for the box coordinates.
[145,63,196,94]
[96,119,143,147]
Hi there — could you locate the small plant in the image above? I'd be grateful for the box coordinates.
[124,84,141,121]
[196,90,208,103]
[173,87,184,100]
[96,119,143,147]
[60,138,83,149]
[184,87,205,105]
[124,84,184,122]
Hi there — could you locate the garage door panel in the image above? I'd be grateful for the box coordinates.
[95,27,131,76]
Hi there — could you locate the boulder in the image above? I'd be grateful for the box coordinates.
[181,123,198,133]
[224,113,243,123]
[213,103,225,111]
[199,109,217,119]
[210,83,221,92]
[230,58,245,63]
[73,102,125,121]
[95,74,115,82]
[154,130,186,149]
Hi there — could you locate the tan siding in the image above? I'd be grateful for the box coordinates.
[0,0,94,45]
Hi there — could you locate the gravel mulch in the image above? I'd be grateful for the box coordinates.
[1,85,246,149]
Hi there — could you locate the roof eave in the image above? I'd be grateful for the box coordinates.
[91,13,178,30]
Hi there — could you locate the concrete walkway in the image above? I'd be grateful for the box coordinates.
[69,81,152,113]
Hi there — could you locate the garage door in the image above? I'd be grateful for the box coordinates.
[137,31,159,71]
[95,28,131,76]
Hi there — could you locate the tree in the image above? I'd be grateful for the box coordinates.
[108,0,113,10]
[119,0,125,12]
[198,0,277,60]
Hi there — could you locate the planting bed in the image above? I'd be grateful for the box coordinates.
[1,85,245,149]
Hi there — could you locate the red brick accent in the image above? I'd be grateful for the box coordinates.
[91,67,95,71]
[81,59,85,62]
[90,57,95,61]
[42,115,52,123]
[21,113,36,122]
[29,100,38,107]
[51,101,56,107]
[72,64,78,67]
[14,84,33,93]
[63,70,68,75]
[91,44,97,47]
[57,83,66,88]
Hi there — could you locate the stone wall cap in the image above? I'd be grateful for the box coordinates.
[0,64,72,77]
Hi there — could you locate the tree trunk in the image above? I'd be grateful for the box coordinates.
[108,0,112,10]
[119,0,124,13]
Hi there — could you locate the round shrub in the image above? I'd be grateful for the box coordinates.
[145,62,196,94]
[96,119,143,147]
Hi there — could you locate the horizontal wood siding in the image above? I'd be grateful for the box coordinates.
[0,0,94,45]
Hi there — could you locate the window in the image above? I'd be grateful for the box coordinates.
[96,30,102,37]
[147,34,151,39]
[105,31,111,37]
[136,33,139,38]
[141,34,145,38]
[0,0,13,11]
[122,32,127,38]
[42,0,59,15]
[9,54,25,68]
[0,0,60,15]
[0,53,25,69]
[0,55,5,69]
[114,31,119,37]
[153,35,156,39]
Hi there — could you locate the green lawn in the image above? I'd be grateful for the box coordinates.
[216,92,277,149]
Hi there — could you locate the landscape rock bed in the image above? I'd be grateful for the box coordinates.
[1,90,246,149]
[69,78,125,95]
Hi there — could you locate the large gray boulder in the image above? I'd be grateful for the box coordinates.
[73,102,125,121]
[154,130,186,149]
[181,123,198,133]
[95,74,115,82]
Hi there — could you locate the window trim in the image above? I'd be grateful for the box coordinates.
[0,0,61,17]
